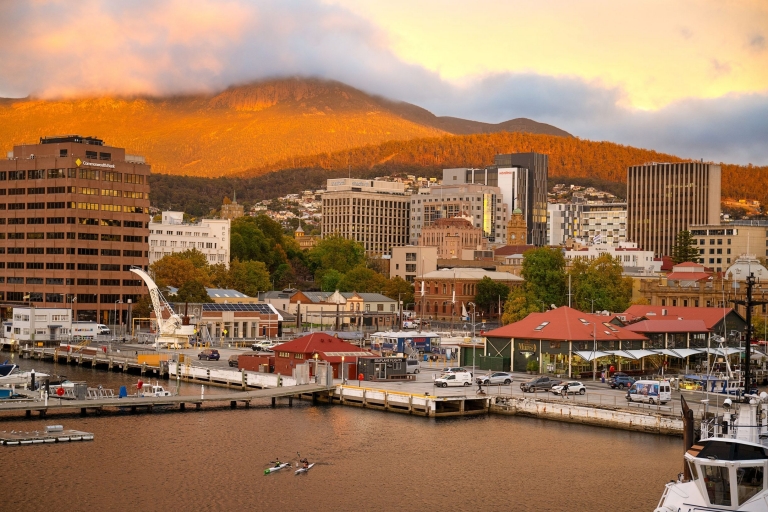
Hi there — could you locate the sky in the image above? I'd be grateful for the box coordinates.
[0,0,766,164]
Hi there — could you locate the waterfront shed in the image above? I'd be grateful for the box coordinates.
[272,332,372,379]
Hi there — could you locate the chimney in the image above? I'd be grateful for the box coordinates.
[662,309,667,316]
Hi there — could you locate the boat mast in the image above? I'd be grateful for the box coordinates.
[732,272,768,396]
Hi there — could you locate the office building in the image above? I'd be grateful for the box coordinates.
[442,152,548,245]
[149,211,230,267]
[0,135,150,323]
[688,221,767,273]
[627,162,721,257]
[390,246,438,283]
[410,183,507,245]
[321,178,410,255]
[580,203,627,246]
[547,203,583,245]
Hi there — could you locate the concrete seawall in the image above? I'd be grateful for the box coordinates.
[491,396,683,435]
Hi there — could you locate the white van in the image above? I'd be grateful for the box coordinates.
[626,379,672,405]
[435,371,472,388]
[405,359,420,374]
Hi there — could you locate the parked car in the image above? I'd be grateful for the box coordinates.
[520,376,562,392]
[442,366,469,373]
[476,372,514,385]
[609,373,636,389]
[228,354,239,368]
[406,359,420,374]
[626,380,672,405]
[198,349,220,361]
[434,371,473,388]
[551,381,586,395]
[251,340,271,351]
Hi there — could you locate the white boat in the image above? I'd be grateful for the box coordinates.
[140,383,172,397]
[295,463,315,474]
[654,394,768,511]
[264,463,290,474]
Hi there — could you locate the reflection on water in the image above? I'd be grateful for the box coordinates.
[3,358,679,511]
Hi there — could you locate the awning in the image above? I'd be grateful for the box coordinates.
[703,347,743,356]
[624,349,658,359]
[652,349,678,358]
[573,350,611,361]
[670,348,702,358]
[604,350,638,360]
[750,350,768,360]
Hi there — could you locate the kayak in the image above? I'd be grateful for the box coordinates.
[295,463,315,474]
[264,463,290,474]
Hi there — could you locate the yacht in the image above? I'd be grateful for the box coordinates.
[654,395,768,511]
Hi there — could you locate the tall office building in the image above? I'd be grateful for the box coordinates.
[0,135,150,323]
[627,162,721,257]
[443,152,548,246]
[321,178,410,255]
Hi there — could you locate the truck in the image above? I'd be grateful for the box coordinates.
[519,375,562,393]
[71,322,111,339]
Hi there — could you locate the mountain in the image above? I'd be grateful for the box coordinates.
[0,78,570,177]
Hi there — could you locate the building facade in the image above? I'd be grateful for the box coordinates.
[390,246,438,283]
[564,242,661,275]
[149,211,230,267]
[580,203,627,246]
[220,194,244,220]
[420,217,486,259]
[409,183,507,245]
[689,222,767,273]
[0,135,150,323]
[321,178,410,255]
[627,162,721,257]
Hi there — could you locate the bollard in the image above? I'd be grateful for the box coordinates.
[201,384,205,400]
[44,390,48,406]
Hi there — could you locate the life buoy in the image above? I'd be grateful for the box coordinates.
[56,387,65,396]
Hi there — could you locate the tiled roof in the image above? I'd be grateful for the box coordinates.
[494,245,536,256]
[622,305,738,330]
[623,319,709,334]
[420,268,524,281]
[272,332,368,361]
[674,262,705,268]
[484,306,647,342]
[666,272,712,282]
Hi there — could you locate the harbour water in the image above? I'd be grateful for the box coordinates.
[4,360,680,511]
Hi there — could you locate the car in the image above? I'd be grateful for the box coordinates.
[442,366,469,374]
[551,381,586,395]
[434,371,473,388]
[520,376,562,392]
[476,372,514,385]
[198,349,220,361]
[228,354,239,368]
[406,359,420,374]
[609,374,636,389]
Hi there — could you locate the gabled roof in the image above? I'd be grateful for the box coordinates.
[484,306,647,342]
[623,319,709,334]
[622,305,742,330]
[494,245,536,256]
[666,272,712,282]
[272,333,369,362]
[675,262,705,268]
[420,268,524,281]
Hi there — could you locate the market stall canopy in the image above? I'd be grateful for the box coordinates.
[573,350,611,361]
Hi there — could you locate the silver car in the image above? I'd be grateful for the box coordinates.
[476,372,514,385]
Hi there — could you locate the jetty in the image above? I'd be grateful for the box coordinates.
[0,425,94,446]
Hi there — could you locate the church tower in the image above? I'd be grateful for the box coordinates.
[506,208,527,245]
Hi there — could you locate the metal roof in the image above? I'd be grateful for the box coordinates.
[202,303,278,314]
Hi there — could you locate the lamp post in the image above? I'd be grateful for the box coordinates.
[341,355,346,384]
[468,302,477,376]
[591,321,597,382]
[127,299,132,340]
[114,299,122,340]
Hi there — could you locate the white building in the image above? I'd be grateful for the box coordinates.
[547,203,583,245]
[8,307,72,342]
[149,211,231,267]
[390,246,438,282]
[547,202,627,247]
[564,242,660,275]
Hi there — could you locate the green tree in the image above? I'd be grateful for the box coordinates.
[383,277,414,308]
[308,235,366,280]
[520,247,567,308]
[474,276,511,316]
[502,287,544,324]
[338,265,388,293]
[671,230,700,264]
[227,259,271,297]
[319,269,344,292]
[173,280,213,303]
[150,254,208,289]
[132,294,153,320]
[569,253,633,313]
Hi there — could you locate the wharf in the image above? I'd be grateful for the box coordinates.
[0,428,94,446]
[16,346,166,377]
[0,384,329,420]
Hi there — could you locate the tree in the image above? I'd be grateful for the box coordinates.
[173,280,213,303]
[308,235,366,279]
[319,269,344,292]
[568,254,633,313]
[383,277,414,308]
[132,294,153,320]
[502,287,543,324]
[671,230,700,264]
[338,265,388,293]
[520,247,567,308]
[474,276,511,316]
[150,254,208,289]
[227,259,271,297]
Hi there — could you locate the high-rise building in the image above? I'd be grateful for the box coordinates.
[0,135,150,323]
[442,152,548,246]
[627,162,721,257]
[149,211,230,267]
[321,178,410,255]
[409,183,507,245]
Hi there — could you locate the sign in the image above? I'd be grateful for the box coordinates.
[82,161,115,169]
[518,342,536,352]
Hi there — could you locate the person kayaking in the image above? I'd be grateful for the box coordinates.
[299,457,309,469]
[273,458,283,468]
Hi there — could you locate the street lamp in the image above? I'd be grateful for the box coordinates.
[591,321,597,382]
[114,299,122,340]
[468,302,477,376]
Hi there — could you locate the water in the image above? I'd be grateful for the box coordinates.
[4,360,680,511]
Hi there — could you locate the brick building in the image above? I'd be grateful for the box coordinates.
[420,217,486,259]
[0,135,149,323]
[272,332,370,379]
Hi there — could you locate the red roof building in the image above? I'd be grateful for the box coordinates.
[272,333,371,379]
[620,305,744,332]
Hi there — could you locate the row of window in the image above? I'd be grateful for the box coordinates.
[0,202,148,213]
[0,292,142,303]
[0,233,146,242]
[0,186,147,198]
[0,248,144,257]
[0,263,144,271]
[150,240,217,248]
[0,277,142,286]
[0,217,144,227]
[0,169,145,184]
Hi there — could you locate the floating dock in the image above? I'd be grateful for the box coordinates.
[0,425,94,446]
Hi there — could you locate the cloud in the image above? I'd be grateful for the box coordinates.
[0,0,766,165]
[749,33,766,52]
[710,59,732,77]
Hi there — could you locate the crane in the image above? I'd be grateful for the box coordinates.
[130,267,195,348]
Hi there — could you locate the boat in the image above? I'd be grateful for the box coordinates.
[295,463,315,474]
[654,394,768,511]
[0,363,17,378]
[139,382,172,397]
[264,463,290,474]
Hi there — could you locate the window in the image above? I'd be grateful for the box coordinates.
[78,217,98,226]
[46,232,64,239]
[101,249,121,256]
[26,262,44,269]
[8,232,24,239]
[8,218,24,224]
[8,247,23,254]
[47,169,65,179]
[124,174,144,184]
[102,171,122,182]
[123,250,142,257]
[47,202,65,209]
[46,278,64,285]
[26,247,43,254]
[46,262,64,269]
[78,233,98,240]
[78,169,99,180]
[77,187,98,195]
[77,248,98,255]
[27,187,45,194]
[101,234,121,242]
[27,202,45,209]
[8,188,25,195]
[46,217,65,224]
[700,464,731,506]
[26,277,43,284]
[9,171,25,180]
[124,235,143,243]
[100,264,120,271]
[99,152,111,161]
[101,279,121,286]
[27,218,43,224]
[77,202,98,210]
[100,218,121,227]
[77,263,98,270]
[46,293,63,303]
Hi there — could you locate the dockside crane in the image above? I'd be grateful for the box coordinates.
[130,267,195,348]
